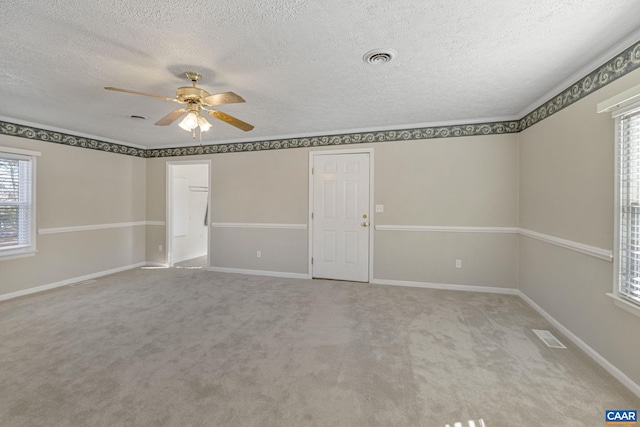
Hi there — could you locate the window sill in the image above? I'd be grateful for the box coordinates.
[607,293,640,318]
[0,250,36,262]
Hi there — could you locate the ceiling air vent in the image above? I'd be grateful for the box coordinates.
[363,48,397,64]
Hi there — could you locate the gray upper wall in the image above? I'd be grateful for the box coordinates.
[1,41,639,158]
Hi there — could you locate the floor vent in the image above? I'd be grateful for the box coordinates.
[533,329,566,349]
[69,279,97,287]
[444,420,485,427]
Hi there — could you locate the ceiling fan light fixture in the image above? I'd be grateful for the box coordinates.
[198,115,212,132]
[178,112,199,131]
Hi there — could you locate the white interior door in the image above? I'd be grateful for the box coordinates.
[312,152,370,282]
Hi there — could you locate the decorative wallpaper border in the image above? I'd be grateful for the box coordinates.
[145,121,521,157]
[518,40,640,131]
[0,122,146,157]
[1,40,639,158]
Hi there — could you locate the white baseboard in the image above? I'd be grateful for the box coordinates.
[142,262,170,268]
[0,262,146,302]
[371,278,520,295]
[208,266,310,280]
[172,251,207,264]
[517,290,640,399]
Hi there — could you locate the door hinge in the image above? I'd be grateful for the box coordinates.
[311,212,314,220]
[311,257,314,264]
[312,167,314,175]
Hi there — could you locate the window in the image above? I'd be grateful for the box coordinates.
[618,109,640,306]
[0,146,39,259]
[599,82,640,315]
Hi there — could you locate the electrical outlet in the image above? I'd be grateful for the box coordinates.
[257,250,262,258]
[159,244,163,252]
[375,204,384,213]
[455,259,462,268]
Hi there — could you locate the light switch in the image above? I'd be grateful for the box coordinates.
[375,205,384,213]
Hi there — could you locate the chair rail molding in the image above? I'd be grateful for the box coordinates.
[375,225,518,234]
[38,221,165,235]
[518,227,612,261]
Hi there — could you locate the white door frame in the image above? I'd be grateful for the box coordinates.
[166,159,212,267]
[308,148,375,282]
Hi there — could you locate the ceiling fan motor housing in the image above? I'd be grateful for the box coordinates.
[176,86,211,102]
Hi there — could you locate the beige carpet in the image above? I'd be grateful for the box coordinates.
[0,267,637,426]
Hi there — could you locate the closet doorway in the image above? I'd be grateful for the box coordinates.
[166,161,211,268]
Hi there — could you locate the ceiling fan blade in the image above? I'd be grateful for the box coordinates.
[208,110,254,132]
[104,86,182,103]
[201,91,246,106]
[155,109,188,126]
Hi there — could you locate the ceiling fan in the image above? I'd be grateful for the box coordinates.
[105,71,254,137]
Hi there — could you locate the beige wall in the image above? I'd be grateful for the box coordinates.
[210,148,309,274]
[518,68,640,386]
[211,228,308,274]
[374,232,518,287]
[145,135,519,286]
[375,136,518,226]
[0,135,147,295]
[373,136,518,286]
[145,155,169,265]
[146,150,310,273]
[211,149,309,224]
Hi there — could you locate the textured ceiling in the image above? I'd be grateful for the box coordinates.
[1,1,640,149]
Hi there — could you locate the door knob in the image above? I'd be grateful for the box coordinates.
[361,222,369,227]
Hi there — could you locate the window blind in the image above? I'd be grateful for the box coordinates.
[0,154,33,250]
[618,109,640,304]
